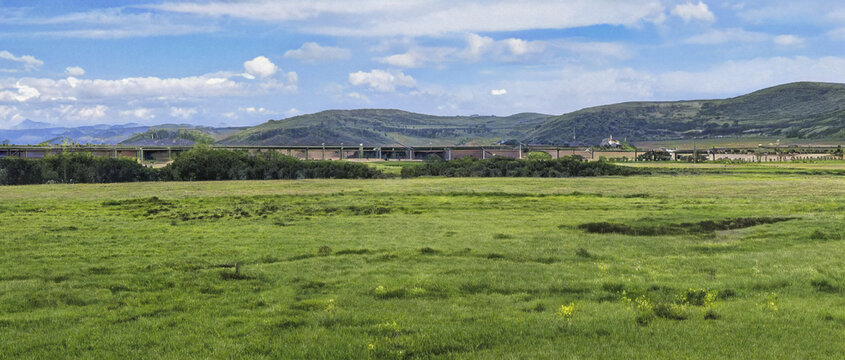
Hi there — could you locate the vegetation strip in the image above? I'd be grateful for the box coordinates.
[577,217,796,236]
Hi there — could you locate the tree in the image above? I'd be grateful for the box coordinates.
[526,151,552,161]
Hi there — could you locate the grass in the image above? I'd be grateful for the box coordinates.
[1,175,845,358]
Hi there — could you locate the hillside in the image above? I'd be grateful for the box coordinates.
[218,82,845,147]
[525,82,845,145]
[120,127,244,146]
[217,109,551,146]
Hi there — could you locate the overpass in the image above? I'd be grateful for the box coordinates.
[0,144,841,163]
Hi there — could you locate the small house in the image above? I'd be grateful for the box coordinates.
[600,135,621,147]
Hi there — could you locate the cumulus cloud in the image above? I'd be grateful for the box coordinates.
[685,28,769,44]
[672,1,716,23]
[170,107,198,118]
[239,106,275,114]
[490,88,507,96]
[0,51,44,72]
[0,82,41,102]
[119,107,155,119]
[348,69,416,92]
[65,66,86,76]
[57,104,108,121]
[283,42,351,63]
[773,35,804,46]
[346,92,370,102]
[243,56,278,78]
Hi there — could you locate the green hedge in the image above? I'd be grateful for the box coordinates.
[0,148,383,185]
[0,153,157,185]
[401,156,642,178]
[162,147,382,181]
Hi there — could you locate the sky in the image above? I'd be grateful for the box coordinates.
[1,0,845,128]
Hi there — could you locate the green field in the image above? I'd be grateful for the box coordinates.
[2,175,845,358]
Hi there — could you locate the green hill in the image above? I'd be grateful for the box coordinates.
[217,109,551,146]
[219,82,845,146]
[121,127,244,146]
[525,82,845,145]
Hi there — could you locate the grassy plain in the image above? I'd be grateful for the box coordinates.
[2,175,845,359]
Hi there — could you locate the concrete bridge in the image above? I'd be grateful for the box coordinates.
[0,144,841,163]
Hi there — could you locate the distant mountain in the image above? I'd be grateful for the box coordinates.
[0,123,244,145]
[10,119,55,130]
[217,109,552,146]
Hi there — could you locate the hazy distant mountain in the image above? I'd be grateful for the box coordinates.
[0,123,242,145]
[9,119,55,130]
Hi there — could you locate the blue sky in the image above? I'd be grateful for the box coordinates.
[1,0,845,128]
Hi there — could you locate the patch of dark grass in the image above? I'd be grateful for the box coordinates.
[288,253,316,261]
[419,247,440,255]
[575,248,592,258]
[653,303,688,320]
[492,233,513,240]
[485,253,506,260]
[290,299,333,311]
[334,248,372,255]
[811,277,839,293]
[704,308,721,320]
[317,246,332,256]
[809,230,829,240]
[578,217,795,236]
[88,266,111,275]
[267,317,307,329]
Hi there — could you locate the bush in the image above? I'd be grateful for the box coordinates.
[163,147,383,181]
[400,156,641,178]
[525,151,552,161]
[0,153,156,185]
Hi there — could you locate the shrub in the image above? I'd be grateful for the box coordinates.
[401,156,641,178]
[525,151,552,161]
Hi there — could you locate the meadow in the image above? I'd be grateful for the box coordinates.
[2,174,845,358]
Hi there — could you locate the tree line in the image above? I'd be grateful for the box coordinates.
[0,147,382,185]
[1,148,642,185]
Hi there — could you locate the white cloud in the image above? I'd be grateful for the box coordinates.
[773,35,804,46]
[170,107,198,118]
[285,108,302,117]
[375,47,455,68]
[239,106,275,114]
[490,88,507,96]
[4,8,217,39]
[243,56,278,78]
[283,42,351,63]
[348,69,416,92]
[685,28,769,44]
[829,27,845,40]
[119,108,155,119]
[57,104,108,121]
[65,66,86,76]
[671,1,716,23]
[154,0,666,37]
[0,50,44,72]
[346,92,370,102]
[0,82,41,102]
